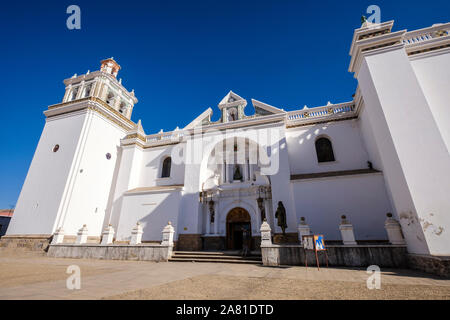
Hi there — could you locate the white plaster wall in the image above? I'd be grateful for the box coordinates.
[358,106,384,171]
[57,112,127,236]
[115,190,182,241]
[270,127,299,234]
[291,173,392,240]
[411,50,450,152]
[358,47,450,255]
[139,145,185,187]
[106,145,143,231]
[7,112,87,235]
[286,119,370,175]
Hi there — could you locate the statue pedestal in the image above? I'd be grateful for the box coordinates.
[273,234,291,244]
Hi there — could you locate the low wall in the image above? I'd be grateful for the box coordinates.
[0,235,52,251]
[47,243,173,262]
[261,244,408,268]
[407,254,450,278]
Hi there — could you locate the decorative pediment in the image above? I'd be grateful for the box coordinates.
[184,107,213,129]
[218,91,247,109]
[251,99,285,116]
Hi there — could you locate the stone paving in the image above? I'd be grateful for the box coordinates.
[0,249,449,299]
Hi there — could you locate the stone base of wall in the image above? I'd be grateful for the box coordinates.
[252,236,261,251]
[62,236,101,244]
[47,244,173,262]
[0,235,52,252]
[201,236,262,251]
[261,244,408,268]
[203,236,225,250]
[407,254,450,278]
[177,234,202,251]
[273,233,298,244]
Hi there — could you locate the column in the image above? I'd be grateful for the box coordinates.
[91,78,99,98]
[249,163,254,181]
[114,94,122,110]
[243,160,249,181]
[76,81,85,99]
[62,86,71,102]
[213,201,219,234]
[101,82,108,100]
[222,162,226,184]
[255,199,262,233]
[205,204,211,234]
[93,78,102,97]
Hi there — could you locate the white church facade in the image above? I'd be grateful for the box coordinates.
[5,20,450,269]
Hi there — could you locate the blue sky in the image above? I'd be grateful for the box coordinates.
[0,0,449,208]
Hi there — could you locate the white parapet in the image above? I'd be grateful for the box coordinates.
[260,219,272,246]
[298,217,311,244]
[384,213,406,245]
[339,215,357,245]
[52,227,65,244]
[130,222,143,245]
[101,224,115,245]
[75,225,88,244]
[161,221,175,246]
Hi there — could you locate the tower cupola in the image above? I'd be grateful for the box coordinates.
[100,58,121,78]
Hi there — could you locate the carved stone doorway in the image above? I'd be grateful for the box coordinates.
[226,207,251,250]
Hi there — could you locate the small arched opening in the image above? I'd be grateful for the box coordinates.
[161,157,172,178]
[315,137,335,163]
[226,207,251,250]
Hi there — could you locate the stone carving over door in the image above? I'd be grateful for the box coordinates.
[227,207,250,223]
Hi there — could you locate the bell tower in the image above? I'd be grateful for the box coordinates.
[218,91,247,123]
[62,57,138,119]
[7,59,139,239]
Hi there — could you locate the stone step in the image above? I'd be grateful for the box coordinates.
[168,257,262,265]
[174,250,261,257]
[171,254,261,261]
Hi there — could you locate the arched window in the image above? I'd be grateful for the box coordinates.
[315,137,335,163]
[70,87,79,101]
[119,102,127,114]
[106,92,115,106]
[84,84,92,97]
[161,157,171,178]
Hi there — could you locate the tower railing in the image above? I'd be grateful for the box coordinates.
[402,23,450,46]
[286,101,356,125]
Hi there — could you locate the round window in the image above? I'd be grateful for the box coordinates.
[53,144,60,152]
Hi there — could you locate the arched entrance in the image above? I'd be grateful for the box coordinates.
[226,207,251,250]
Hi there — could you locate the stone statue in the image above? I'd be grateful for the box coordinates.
[275,201,287,234]
[361,15,367,24]
[233,165,243,181]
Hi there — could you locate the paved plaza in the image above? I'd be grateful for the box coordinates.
[0,249,449,300]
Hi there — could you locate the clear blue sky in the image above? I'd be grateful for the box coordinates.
[0,0,449,208]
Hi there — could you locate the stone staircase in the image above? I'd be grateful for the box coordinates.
[169,251,262,265]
